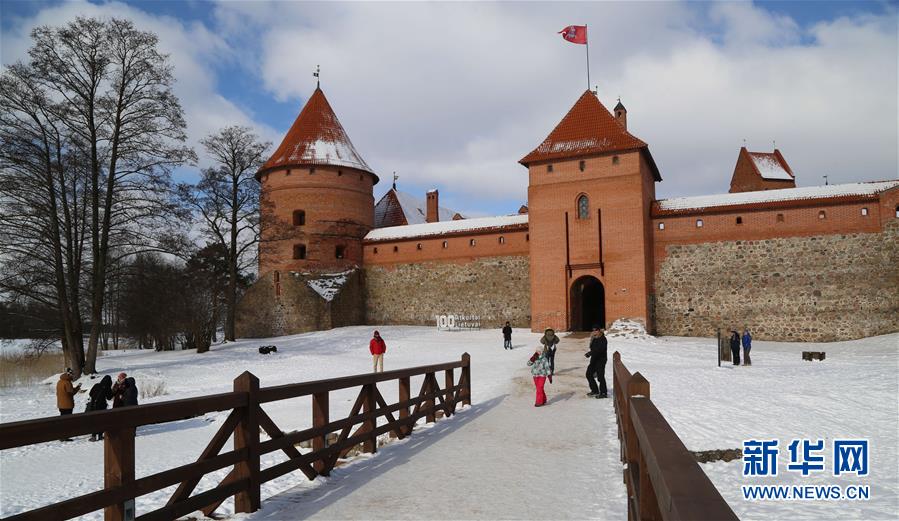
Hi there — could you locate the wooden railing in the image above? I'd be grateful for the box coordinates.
[612,352,738,521]
[0,353,471,521]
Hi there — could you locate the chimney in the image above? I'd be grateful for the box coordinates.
[614,99,627,130]
[426,189,439,223]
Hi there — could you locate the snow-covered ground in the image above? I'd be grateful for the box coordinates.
[0,327,896,520]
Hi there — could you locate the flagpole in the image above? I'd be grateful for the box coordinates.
[585,24,590,90]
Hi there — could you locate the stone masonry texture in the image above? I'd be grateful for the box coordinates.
[235,269,365,338]
[654,220,899,341]
[364,256,530,327]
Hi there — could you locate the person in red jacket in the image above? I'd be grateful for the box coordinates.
[369,330,386,372]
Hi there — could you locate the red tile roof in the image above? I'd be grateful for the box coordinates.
[520,90,659,180]
[257,87,377,181]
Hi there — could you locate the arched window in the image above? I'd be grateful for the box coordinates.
[579,160,586,172]
[373,247,378,254]
[818,210,826,220]
[393,246,398,252]
[416,243,422,250]
[293,244,306,260]
[335,245,346,259]
[442,240,448,249]
[293,210,306,226]
[469,239,476,247]
[498,236,506,244]
[895,205,899,218]
[577,195,589,220]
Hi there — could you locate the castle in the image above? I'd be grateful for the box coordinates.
[236,86,899,341]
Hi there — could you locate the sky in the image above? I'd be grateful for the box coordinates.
[1,0,896,218]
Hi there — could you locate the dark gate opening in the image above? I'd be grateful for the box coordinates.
[570,276,606,331]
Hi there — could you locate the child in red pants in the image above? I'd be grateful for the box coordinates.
[527,347,552,407]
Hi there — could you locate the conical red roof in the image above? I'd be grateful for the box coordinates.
[258,87,376,181]
[520,90,653,172]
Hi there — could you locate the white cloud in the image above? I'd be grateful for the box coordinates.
[211,1,896,208]
[0,0,280,176]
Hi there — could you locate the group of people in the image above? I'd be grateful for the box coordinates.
[729,329,753,366]
[55,370,139,441]
[525,326,608,407]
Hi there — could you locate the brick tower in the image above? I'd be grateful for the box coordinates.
[256,86,379,276]
[520,90,661,332]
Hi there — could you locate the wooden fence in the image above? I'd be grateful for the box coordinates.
[0,353,471,521]
[612,352,739,521]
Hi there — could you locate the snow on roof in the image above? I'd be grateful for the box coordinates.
[259,87,375,178]
[393,190,457,224]
[365,214,528,241]
[657,181,899,212]
[749,153,793,181]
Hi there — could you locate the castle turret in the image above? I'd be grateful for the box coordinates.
[256,87,378,275]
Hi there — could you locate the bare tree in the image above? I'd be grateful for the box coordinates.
[179,126,269,341]
[0,63,89,375]
[25,17,194,373]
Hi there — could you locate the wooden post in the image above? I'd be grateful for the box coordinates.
[444,368,455,416]
[461,352,471,406]
[104,427,135,521]
[233,371,260,513]
[312,391,329,475]
[625,372,650,490]
[425,374,436,424]
[363,384,377,453]
[637,434,662,521]
[399,376,411,436]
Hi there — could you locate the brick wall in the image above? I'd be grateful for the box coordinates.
[364,228,529,264]
[259,165,375,275]
[527,150,656,332]
[364,255,530,327]
[653,220,899,341]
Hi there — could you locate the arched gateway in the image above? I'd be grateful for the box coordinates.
[570,276,605,331]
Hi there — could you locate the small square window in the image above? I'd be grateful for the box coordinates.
[373,247,378,254]
[777,214,784,222]
[310,167,316,174]
[393,246,398,252]
[337,170,343,176]
[547,164,553,173]
[442,241,448,249]
[498,236,506,244]
[293,244,306,260]
[696,219,703,228]
[293,210,306,226]
[861,207,868,216]
[416,243,422,250]
[612,156,620,165]
[658,222,665,230]
[736,217,743,225]
[469,239,476,247]
[335,245,346,259]
[818,211,826,220]
[286,169,291,176]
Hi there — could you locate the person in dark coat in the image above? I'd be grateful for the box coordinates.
[87,375,113,441]
[729,331,741,365]
[585,328,608,398]
[502,322,513,350]
[111,372,127,408]
[121,377,138,407]
[742,329,753,366]
[540,328,560,383]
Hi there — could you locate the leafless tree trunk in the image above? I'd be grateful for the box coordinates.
[179,126,269,342]
[27,17,194,373]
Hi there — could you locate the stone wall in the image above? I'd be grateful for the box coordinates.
[235,269,365,338]
[653,221,899,341]
[364,256,530,328]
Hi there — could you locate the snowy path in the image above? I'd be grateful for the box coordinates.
[248,336,626,520]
